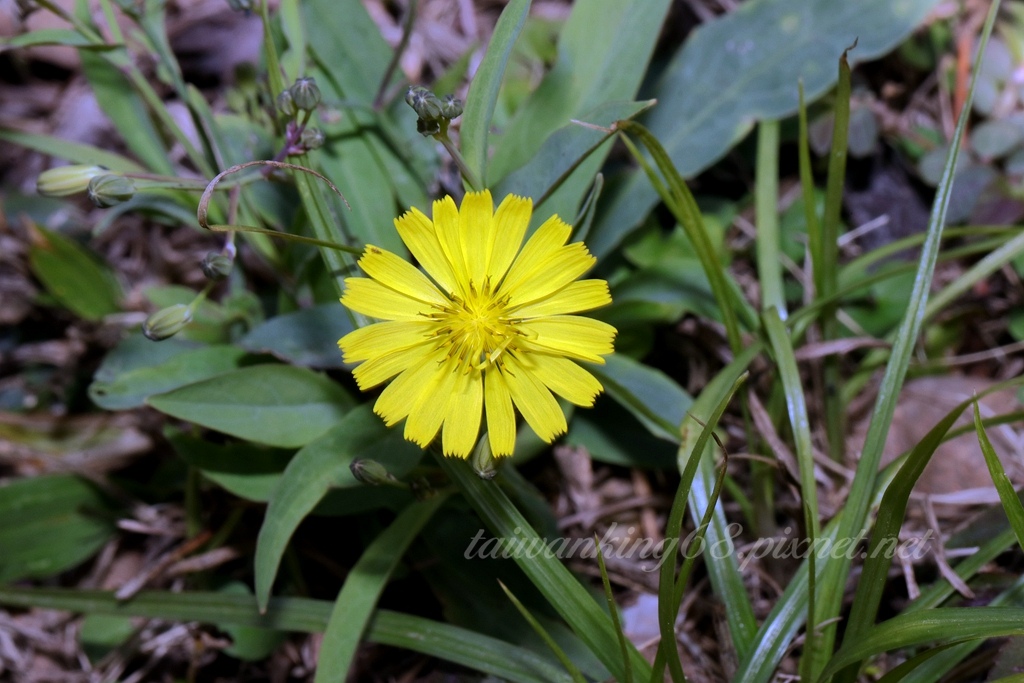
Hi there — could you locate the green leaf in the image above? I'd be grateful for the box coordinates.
[0,587,573,683]
[239,303,353,369]
[589,0,941,259]
[0,128,144,172]
[147,364,355,448]
[79,613,134,662]
[90,342,246,410]
[254,405,423,609]
[28,224,122,321]
[461,0,532,187]
[589,353,693,442]
[0,475,116,582]
[975,403,1024,551]
[166,429,294,502]
[218,583,287,661]
[316,495,449,682]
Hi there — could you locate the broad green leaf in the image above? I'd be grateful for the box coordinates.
[147,364,354,448]
[79,614,134,663]
[589,353,693,442]
[461,0,532,187]
[0,129,144,172]
[565,402,677,468]
[28,224,122,321]
[218,583,287,661]
[166,429,294,502]
[254,405,423,609]
[239,303,354,369]
[589,0,941,259]
[0,475,116,582]
[90,343,246,410]
[0,587,573,683]
[316,495,449,682]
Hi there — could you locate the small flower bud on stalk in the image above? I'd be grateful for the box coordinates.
[225,0,254,11]
[289,77,321,112]
[143,304,193,341]
[440,95,463,120]
[276,90,297,118]
[200,253,233,281]
[300,127,325,150]
[470,437,500,480]
[37,165,106,197]
[87,174,136,208]
[350,459,401,487]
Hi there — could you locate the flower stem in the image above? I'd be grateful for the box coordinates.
[436,132,482,192]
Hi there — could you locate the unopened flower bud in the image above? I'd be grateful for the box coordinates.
[416,117,441,136]
[470,437,500,480]
[300,127,325,150]
[143,304,192,341]
[87,174,135,208]
[440,94,463,120]
[350,458,398,486]
[37,165,106,197]
[276,90,296,117]
[200,253,233,281]
[225,0,254,11]
[289,77,321,112]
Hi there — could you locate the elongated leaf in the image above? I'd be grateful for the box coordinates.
[316,495,449,682]
[0,475,116,582]
[437,456,652,681]
[0,28,115,49]
[0,129,144,172]
[90,344,246,410]
[147,364,355,448]
[28,224,122,321]
[0,587,572,683]
[460,0,531,187]
[254,405,422,609]
[975,403,1024,551]
[822,608,1024,680]
[589,0,941,259]
[239,303,354,369]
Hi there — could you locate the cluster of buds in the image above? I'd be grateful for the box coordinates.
[37,165,137,208]
[276,77,325,156]
[405,86,463,137]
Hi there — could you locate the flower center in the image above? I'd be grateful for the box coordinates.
[437,279,517,371]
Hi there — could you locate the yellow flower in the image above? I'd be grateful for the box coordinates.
[338,190,616,458]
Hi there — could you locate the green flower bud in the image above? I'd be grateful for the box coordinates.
[87,174,136,208]
[405,85,430,109]
[289,77,321,112]
[416,117,441,137]
[36,165,106,197]
[440,94,463,120]
[276,89,296,117]
[225,0,254,11]
[300,127,325,150]
[143,304,192,341]
[470,437,500,480]
[200,253,233,281]
[350,459,398,486]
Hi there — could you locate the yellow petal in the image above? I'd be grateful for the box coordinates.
[502,355,567,442]
[442,369,483,457]
[338,320,436,363]
[341,278,430,321]
[512,280,611,318]
[432,196,469,295]
[404,358,459,447]
[353,343,432,390]
[484,368,516,457]
[359,246,447,306]
[394,208,457,294]
[520,354,603,407]
[486,194,532,284]
[518,316,616,363]
[459,190,493,286]
[504,243,595,308]
[497,214,572,294]
[374,351,444,426]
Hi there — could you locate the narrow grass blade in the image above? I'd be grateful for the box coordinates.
[436,455,652,682]
[316,494,449,682]
[798,82,821,268]
[460,0,531,187]
[808,5,1001,677]
[0,129,145,173]
[756,120,785,316]
[0,587,572,683]
[821,608,1024,681]
[595,542,632,683]
[499,581,588,683]
[618,120,749,352]
[975,403,1024,551]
